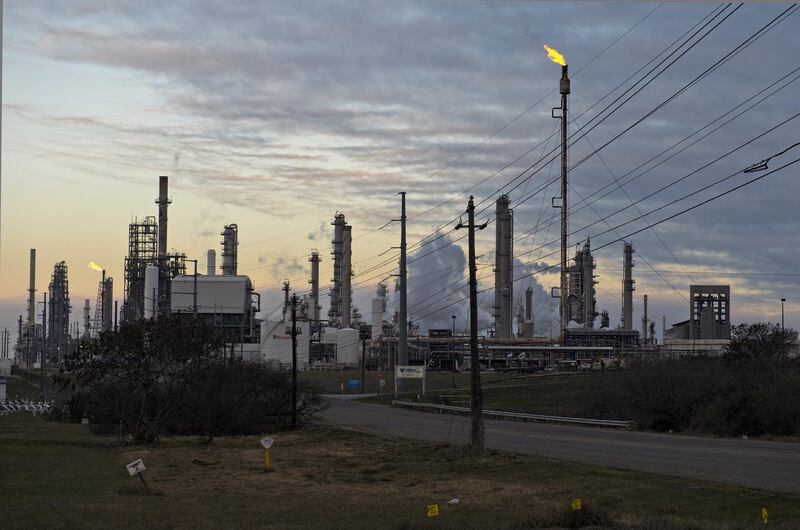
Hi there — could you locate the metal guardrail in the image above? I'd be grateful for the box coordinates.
[392,400,636,430]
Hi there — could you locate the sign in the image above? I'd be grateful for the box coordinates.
[126,459,146,477]
[260,437,274,449]
[571,498,582,511]
[426,504,439,518]
[379,379,386,388]
[762,507,768,524]
[395,365,425,379]
[347,379,361,390]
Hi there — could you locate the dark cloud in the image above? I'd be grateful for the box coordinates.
[4,1,799,329]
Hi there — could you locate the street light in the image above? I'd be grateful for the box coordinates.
[451,315,456,388]
[781,298,786,331]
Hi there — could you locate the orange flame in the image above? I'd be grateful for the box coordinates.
[88,261,103,272]
[544,44,566,66]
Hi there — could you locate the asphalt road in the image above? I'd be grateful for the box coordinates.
[319,398,800,494]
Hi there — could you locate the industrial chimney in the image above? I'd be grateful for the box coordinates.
[156,176,170,259]
[207,249,216,276]
[83,299,91,339]
[27,249,36,328]
[523,286,534,338]
[494,195,513,339]
[308,250,321,321]
[102,277,113,332]
[642,294,649,344]
[621,242,635,330]
[371,283,387,340]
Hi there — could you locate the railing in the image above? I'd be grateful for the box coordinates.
[392,400,636,430]
[1,400,51,416]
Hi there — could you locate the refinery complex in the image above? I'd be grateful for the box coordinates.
[3,174,735,375]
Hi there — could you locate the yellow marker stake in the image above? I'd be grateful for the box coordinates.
[426,504,439,518]
[762,507,768,524]
[264,448,271,472]
[571,498,582,511]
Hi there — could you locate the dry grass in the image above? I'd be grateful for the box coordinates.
[2,410,799,529]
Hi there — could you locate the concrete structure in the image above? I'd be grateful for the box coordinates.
[308,250,321,321]
[221,224,239,276]
[621,242,635,330]
[494,195,514,338]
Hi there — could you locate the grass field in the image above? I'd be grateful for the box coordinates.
[2,380,800,529]
[354,371,609,418]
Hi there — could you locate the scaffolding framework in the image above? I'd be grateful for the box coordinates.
[47,261,70,364]
[123,216,158,321]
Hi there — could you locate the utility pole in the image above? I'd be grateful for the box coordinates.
[291,293,298,429]
[451,315,456,388]
[361,328,367,393]
[456,196,487,456]
[398,191,408,390]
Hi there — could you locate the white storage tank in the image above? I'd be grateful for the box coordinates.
[260,320,310,368]
[321,327,339,344]
[144,265,159,319]
[336,328,360,365]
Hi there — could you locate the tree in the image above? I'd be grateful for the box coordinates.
[724,322,795,360]
[58,316,224,443]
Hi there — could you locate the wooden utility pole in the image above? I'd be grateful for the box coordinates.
[457,196,486,456]
[291,294,298,429]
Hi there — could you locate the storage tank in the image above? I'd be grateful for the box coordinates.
[143,265,159,319]
[260,320,310,368]
[336,328,360,365]
[321,327,339,345]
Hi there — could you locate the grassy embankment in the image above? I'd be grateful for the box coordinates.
[2,379,798,529]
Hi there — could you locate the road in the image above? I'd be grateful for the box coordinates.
[319,397,800,494]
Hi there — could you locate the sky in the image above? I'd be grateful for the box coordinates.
[1,1,799,340]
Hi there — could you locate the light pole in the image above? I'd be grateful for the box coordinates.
[781,298,786,331]
[451,315,456,388]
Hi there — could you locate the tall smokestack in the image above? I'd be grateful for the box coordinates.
[341,224,353,328]
[83,300,91,338]
[156,176,170,259]
[102,278,113,332]
[642,294,648,344]
[371,283,387,340]
[622,242,635,330]
[523,286,534,339]
[27,249,36,326]
[494,195,513,339]
[308,250,321,321]
[207,249,216,276]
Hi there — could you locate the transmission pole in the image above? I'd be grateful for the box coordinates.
[457,196,486,456]
[398,191,408,388]
[291,293,298,429]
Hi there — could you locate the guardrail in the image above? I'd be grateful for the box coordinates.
[1,401,51,416]
[392,400,636,430]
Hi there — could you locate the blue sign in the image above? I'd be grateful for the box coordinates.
[347,379,361,390]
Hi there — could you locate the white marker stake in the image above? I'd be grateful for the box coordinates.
[126,459,149,489]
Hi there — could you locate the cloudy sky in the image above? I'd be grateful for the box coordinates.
[1,1,799,337]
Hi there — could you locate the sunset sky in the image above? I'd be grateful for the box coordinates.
[1,1,798,337]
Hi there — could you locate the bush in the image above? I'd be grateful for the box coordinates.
[57,316,324,443]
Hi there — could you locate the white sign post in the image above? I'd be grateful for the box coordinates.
[126,459,148,489]
[394,365,426,399]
